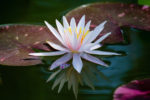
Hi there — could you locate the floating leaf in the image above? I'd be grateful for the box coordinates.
[0,25,57,66]
[66,3,150,44]
[114,78,150,100]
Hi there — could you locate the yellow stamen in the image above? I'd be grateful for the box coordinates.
[80,29,89,44]
[72,50,79,53]
[84,30,89,36]
[77,27,82,38]
[68,27,72,34]
[81,36,84,44]
[65,26,90,44]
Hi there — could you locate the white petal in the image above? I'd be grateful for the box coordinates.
[70,17,76,30]
[88,25,104,42]
[56,20,65,41]
[84,20,91,32]
[29,51,66,56]
[85,50,120,55]
[63,16,69,29]
[79,43,100,51]
[72,31,78,49]
[65,30,72,45]
[90,44,102,50]
[44,21,64,44]
[77,15,85,33]
[70,18,77,48]
[79,43,91,51]
[83,21,107,44]
[81,30,94,45]
[50,53,72,70]
[81,53,108,67]
[64,18,76,49]
[77,30,84,45]
[72,53,83,73]
[46,41,69,52]
[94,32,111,44]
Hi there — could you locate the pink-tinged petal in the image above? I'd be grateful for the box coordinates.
[81,53,108,67]
[70,19,78,49]
[44,21,64,45]
[65,29,73,47]
[94,32,111,44]
[85,50,120,55]
[114,79,150,100]
[50,53,72,70]
[72,31,78,50]
[63,32,72,50]
[72,53,83,73]
[29,51,66,56]
[77,15,85,33]
[63,16,69,29]
[46,41,69,52]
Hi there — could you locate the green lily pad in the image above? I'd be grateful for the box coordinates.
[0,25,56,66]
[66,3,150,43]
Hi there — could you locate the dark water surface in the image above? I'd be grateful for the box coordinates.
[1,0,150,100]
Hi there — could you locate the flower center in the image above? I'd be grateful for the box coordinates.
[67,27,89,43]
[64,27,90,51]
[71,50,79,53]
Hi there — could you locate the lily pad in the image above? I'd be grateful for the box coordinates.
[66,3,150,43]
[114,78,150,100]
[0,25,56,66]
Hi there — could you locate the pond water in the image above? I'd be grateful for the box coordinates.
[0,0,150,100]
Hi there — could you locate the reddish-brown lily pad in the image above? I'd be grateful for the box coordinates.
[0,25,56,66]
[66,3,150,44]
[114,79,150,100]
[0,23,123,66]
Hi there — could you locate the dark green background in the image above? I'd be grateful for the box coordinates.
[1,0,150,100]
[0,0,137,25]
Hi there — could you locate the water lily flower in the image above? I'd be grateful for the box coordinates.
[29,15,120,73]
